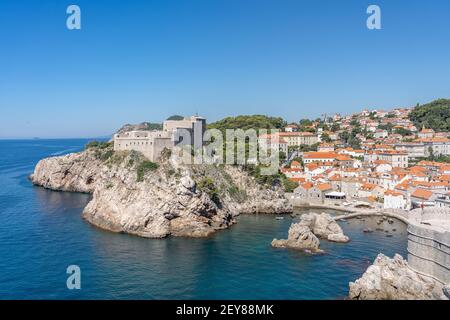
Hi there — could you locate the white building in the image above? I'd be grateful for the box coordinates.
[384,190,408,210]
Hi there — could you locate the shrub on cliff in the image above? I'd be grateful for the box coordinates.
[85,140,112,150]
[136,161,159,182]
[197,177,220,205]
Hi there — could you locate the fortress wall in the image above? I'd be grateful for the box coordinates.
[114,137,155,160]
[407,222,450,284]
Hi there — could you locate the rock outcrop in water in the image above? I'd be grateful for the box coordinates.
[299,212,350,243]
[271,222,321,252]
[349,254,447,300]
[30,144,292,238]
[272,212,350,252]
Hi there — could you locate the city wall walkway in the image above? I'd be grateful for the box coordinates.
[293,202,410,224]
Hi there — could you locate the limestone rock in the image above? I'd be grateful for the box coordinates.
[271,223,322,252]
[327,233,350,243]
[30,145,292,239]
[349,254,445,300]
[299,212,350,243]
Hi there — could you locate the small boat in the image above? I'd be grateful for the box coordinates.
[275,216,284,220]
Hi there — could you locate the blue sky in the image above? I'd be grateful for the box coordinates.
[1,0,450,138]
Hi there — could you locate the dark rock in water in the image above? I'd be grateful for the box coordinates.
[363,228,373,233]
[386,234,393,237]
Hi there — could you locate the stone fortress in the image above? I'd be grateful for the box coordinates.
[114,115,206,162]
[407,208,450,286]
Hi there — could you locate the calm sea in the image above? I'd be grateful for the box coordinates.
[0,139,407,299]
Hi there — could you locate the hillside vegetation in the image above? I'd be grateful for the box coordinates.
[208,115,287,132]
[409,99,450,132]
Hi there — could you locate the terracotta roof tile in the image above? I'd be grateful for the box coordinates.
[411,189,433,200]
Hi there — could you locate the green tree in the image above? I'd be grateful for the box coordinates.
[321,132,332,143]
[208,115,287,133]
[394,127,413,136]
[166,115,184,120]
[330,123,340,132]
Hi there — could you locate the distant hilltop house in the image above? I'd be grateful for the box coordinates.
[418,126,435,139]
[284,123,299,132]
[114,115,206,162]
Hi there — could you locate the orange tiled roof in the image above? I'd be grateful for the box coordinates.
[306,163,319,170]
[409,166,427,172]
[395,183,409,191]
[329,174,342,181]
[336,155,352,161]
[374,160,389,165]
[437,175,450,182]
[291,160,301,167]
[289,177,305,183]
[384,190,402,197]
[411,189,433,200]
[361,183,377,191]
[417,160,446,167]
[303,152,338,159]
[317,183,332,191]
[301,182,314,190]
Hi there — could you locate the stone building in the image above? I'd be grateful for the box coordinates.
[277,132,319,147]
[163,116,206,150]
[292,182,345,205]
[114,115,206,162]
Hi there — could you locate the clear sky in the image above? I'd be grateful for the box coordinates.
[1,0,450,138]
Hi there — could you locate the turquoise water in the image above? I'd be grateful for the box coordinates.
[0,139,407,299]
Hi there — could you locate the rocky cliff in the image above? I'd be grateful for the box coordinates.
[349,254,447,300]
[30,144,292,238]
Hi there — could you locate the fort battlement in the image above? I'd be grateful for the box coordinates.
[113,116,206,162]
